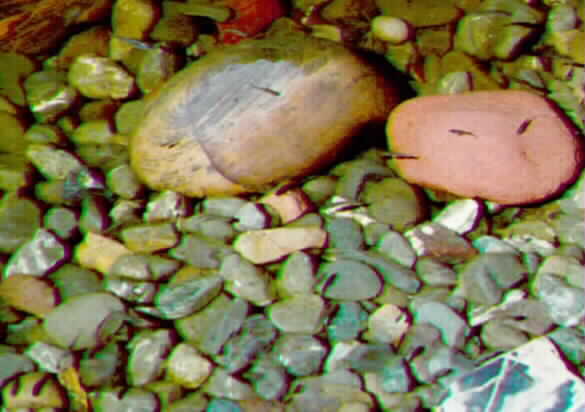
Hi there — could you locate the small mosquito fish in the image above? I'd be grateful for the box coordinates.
[449,129,476,137]
[516,119,532,135]
[386,152,419,159]
[251,84,281,96]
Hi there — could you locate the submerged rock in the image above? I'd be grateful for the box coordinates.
[387,90,584,205]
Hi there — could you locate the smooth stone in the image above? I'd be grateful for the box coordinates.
[325,217,365,250]
[4,228,69,278]
[120,222,179,253]
[0,275,58,316]
[216,314,277,374]
[333,249,421,293]
[76,232,132,274]
[375,230,417,268]
[432,199,482,235]
[79,342,122,387]
[219,254,275,306]
[154,274,223,319]
[404,222,477,264]
[49,264,103,299]
[411,301,469,348]
[531,272,585,327]
[233,226,327,264]
[361,178,427,231]
[364,304,409,345]
[0,353,35,387]
[93,387,159,412]
[43,293,126,350]
[166,343,213,389]
[203,368,256,401]
[268,294,326,334]
[415,257,457,287]
[0,193,41,254]
[276,251,317,297]
[327,302,368,342]
[169,234,232,269]
[244,355,288,400]
[127,329,175,386]
[387,90,584,205]
[317,259,382,301]
[275,334,327,376]
[130,30,398,197]
[144,190,190,222]
[457,253,527,306]
[175,294,249,355]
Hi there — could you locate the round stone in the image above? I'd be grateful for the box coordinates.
[387,90,584,205]
[131,29,399,197]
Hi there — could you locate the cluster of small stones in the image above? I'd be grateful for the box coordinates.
[0,0,584,411]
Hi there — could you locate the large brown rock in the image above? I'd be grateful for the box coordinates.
[131,27,400,197]
[387,90,584,205]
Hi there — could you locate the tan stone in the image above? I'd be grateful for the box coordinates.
[234,226,327,264]
[260,187,315,223]
[131,29,399,197]
[0,275,57,317]
[75,232,132,274]
[387,90,584,205]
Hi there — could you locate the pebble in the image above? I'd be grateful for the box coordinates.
[275,334,328,376]
[404,222,477,264]
[170,233,232,269]
[76,232,132,274]
[375,230,417,268]
[361,178,427,231]
[26,144,84,180]
[333,248,421,293]
[68,55,136,99]
[2,371,67,409]
[260,187,315,223]
[175,294,249,355]
[93,387,159,412]
[167,343,213,389]
[24,70,79,123]
[531,270,585,327]
[325,217,365,250]
[177,214,236,243]
[0,193,41,254]
[49,263,103,299]
[219,254,275,306]
[144,190,190,222]
[275,251,317,297]
[268,294,326,334]
[127,329,175,385]
[234,202,274,231]
[387,90,584,204]
[120,222,179,253]
[4,228,69,278]
[233,226,327,264]
[244,355,288,400]
[327,302,368,342]
[364,304,409,345]
[204,368,256,401]
[0,275,58,316]
[412,301,469,348]
[415,257,457,287]
[0,353,35,387]
[43,292,126,350]
[217,315,277,373]
[317,259,382,301]
[154,274,223,319]
[432,199,482,235]
[457,253,527,306]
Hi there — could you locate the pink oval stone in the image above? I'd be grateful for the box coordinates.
[387,90,584,205]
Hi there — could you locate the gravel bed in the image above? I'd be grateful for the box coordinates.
[0,0,584,411]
